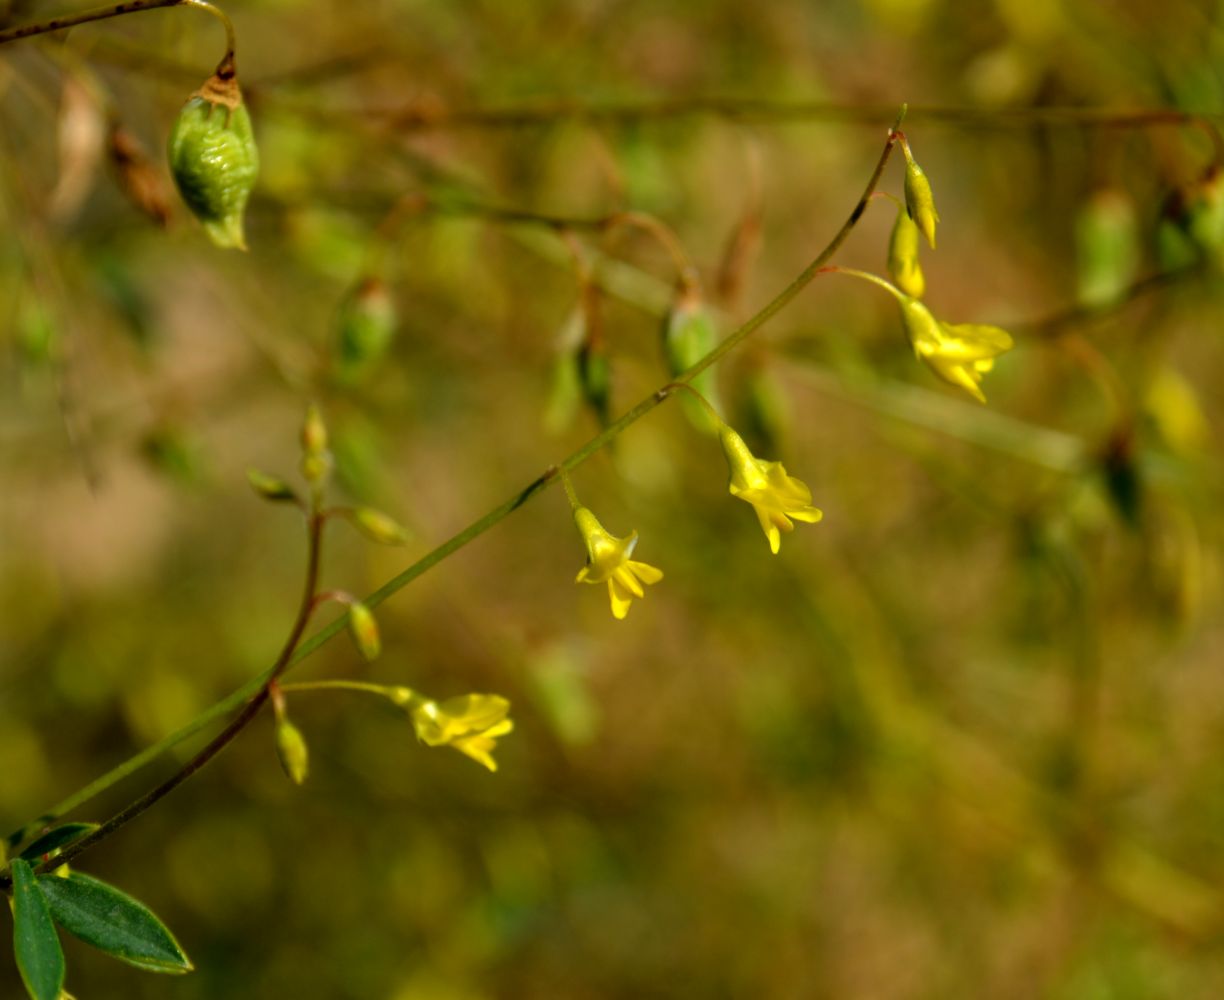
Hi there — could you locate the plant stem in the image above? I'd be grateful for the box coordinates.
[0,511,324,887]
[661,381,724,424]
[280,680,404,699]
[2,107,906,860]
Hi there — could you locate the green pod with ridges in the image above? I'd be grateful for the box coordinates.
[167,97,259,250]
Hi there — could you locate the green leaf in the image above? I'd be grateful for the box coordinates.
[9,859,66,1000]
[36,872,192,975]
[18,824,99,862]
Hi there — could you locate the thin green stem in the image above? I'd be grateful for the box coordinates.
[661,381,724,424]
[280,680,404,699]
[3,107,906,854]
[822,265,906,302]
[1,509,325,886]
[180,0,236,74]
[558,468,581,511]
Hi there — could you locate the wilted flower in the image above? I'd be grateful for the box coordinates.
[573,506,663,620]
[718,424,823,554]
[410,694,514,772]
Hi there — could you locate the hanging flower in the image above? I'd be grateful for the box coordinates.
[719,424,823,554]
[897,296,1014,404]
[410,693,514,772]
[573,506,663,619]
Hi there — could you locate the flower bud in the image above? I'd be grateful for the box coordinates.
[350,507,410,545]
[348,602,381,662]
[300,404,332,485]
[902,146,939,249]
[301,403,328,457]
[336,277,396,383]
[247,469,300,503]
[887,205,925,299]
[167,80,259,251]
[275,717,309,786]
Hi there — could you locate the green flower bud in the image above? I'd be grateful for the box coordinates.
[247,469,300,503]
[350,507,410,545]
[887,206,925,299]
[301,403,328,457]
[275,718,310,786]
[167,90,258,250]
[336,277,397,383]
[300,404,332,486]
[902,145,939,249]
[348,602,381,662]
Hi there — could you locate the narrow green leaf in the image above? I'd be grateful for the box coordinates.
[10,859,66,1000]
[36,872,192,975]
[18,824,99,862]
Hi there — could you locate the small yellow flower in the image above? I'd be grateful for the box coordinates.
[573,507,663,620]
[897,296,1014,404]
[719,425,823,554]
[410,693,514,772]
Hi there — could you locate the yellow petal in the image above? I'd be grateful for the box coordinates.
[608,577,633,619]
[788,506,824,524]
[613,565,645,599]
[627,560,663,585]
[753,503,783,554]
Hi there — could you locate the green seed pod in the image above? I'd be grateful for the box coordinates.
[578,341,611,429]
[167,94,259,250]
[543,307,586,435]
[661,286,721,432]
[336,277,397,383]
[1075,189,1138,308]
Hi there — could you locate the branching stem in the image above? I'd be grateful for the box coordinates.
[1,107,906,875]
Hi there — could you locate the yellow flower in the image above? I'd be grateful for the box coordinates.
[719,425,823,554]
[410,693,514,772]
[573,507,663,620]
[897,296,1014,404]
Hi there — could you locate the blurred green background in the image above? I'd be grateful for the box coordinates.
[3,0,1224,996]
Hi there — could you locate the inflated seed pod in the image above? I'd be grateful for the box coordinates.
[167,96,258,250]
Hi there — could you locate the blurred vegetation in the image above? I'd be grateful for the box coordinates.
[3,0,1224,997]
